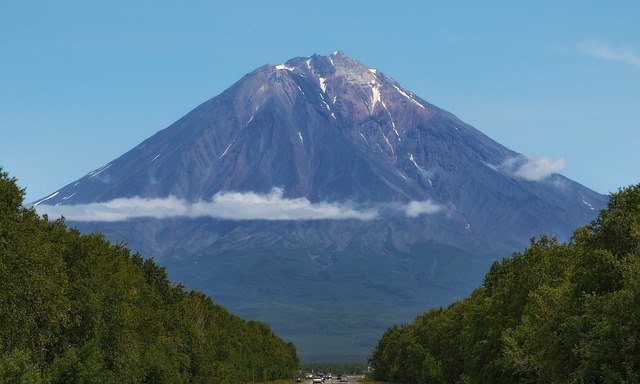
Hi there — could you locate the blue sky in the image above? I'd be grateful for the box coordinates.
[2,1,639,204]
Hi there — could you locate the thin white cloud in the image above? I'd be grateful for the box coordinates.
[578,40,640,69]
[491,155,565,181]
[35,188,379,222]
[195,189,379,220]
[402,200,442,217]
[513,156,565,181]
[35,188,445,222]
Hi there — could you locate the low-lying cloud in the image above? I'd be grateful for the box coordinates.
[35,188,442,222]
[402,200,442,217]
[492,155,565,181]
[578,40,640,69]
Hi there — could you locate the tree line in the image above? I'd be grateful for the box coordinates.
[369,184,640,383]
[0,168,299,383]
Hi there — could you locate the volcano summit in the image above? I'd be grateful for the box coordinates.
[35,52,606,361]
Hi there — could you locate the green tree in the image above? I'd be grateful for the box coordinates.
[0,168,300,383]
[0,349,44,384]
[370,185,640,383]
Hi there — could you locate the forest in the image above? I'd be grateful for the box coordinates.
[0,169,299,383]
[369,184,640,383]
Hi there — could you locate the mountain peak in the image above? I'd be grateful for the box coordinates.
[32,52,607,362]
[34,52,604,236]
[274,51,378,85]
[270,51,433,125]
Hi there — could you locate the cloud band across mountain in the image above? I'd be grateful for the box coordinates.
[35,188,441,222]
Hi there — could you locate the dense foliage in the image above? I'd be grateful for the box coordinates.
[369,184,640,383]
[0,169,299,383]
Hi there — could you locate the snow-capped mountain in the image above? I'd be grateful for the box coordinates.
[34,52,607,361]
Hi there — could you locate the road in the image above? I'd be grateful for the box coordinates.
[300,376,361,384]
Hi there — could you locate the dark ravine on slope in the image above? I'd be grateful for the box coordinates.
[34,51,607,362]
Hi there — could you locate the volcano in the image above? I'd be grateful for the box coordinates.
[35,52,606,362]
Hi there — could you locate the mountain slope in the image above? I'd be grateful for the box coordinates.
[34,52,607,361]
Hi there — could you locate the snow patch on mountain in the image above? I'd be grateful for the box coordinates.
[33,191,59,206]
[275,64,295,71]
[582,196,595,210]
[62,191,78,201]
[319,76,327,93]
[370,83,381,113]
[320,95,331,111]
[392,127,401,140]
[220,142,233,158]
[380,127,394,153]
[381,101,400,141]
[88,163,112,178]
[393,85,426,109]
[409,153,426,174]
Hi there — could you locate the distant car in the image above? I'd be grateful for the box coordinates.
[339,376,348,382]
[293,375,301,382]
[312,376,323,384]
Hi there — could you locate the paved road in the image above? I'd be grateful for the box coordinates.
[300,376,360,384]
